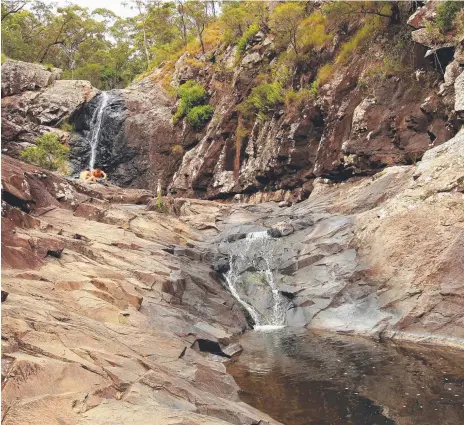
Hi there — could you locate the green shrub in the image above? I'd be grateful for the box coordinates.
[186,105,214,129]
[285,88,314,111]
[178,80,207,109]
[238,82,284,120]
[436,1,464,33]
[173,80,213,129]
[58,121,75,132]
[237,23,259,56]
[1,53,8,64]
[20,133,69,173]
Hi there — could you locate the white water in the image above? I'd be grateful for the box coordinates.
[88,92,109,170]
[223,231,287,330]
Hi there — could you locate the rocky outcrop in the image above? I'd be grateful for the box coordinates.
[1,155,281,425]
[167,2,462,201]
[1,60,97,156]
[70,77,181,190]
[1,60,62,97]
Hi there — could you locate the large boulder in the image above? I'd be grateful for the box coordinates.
[1,60,62,97]
[1,61,98,156]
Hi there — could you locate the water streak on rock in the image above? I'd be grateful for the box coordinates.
[224,231,288,330]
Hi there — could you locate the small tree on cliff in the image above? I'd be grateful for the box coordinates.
[20,133,70,173]
[185,1,209,54]
[269,2,305,56]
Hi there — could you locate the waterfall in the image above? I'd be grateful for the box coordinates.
[223,231,288,331]
[88,92,109,170]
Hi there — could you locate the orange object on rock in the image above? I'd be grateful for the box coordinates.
[92,168,107,180]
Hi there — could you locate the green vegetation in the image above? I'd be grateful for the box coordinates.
[171,144,185,156]
[173,80,213,130]
[237,24,259,56]
[238,82,284,120]
[59,121,76,132]
[1,53,8,64]
[186,105,214,130]
[436,1,464,33]
[269,2,305,55]
[20,133,70,173]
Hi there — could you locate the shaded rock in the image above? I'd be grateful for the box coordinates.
[1,290,9,302]
[191,339,231,358]
[46,248,64,259]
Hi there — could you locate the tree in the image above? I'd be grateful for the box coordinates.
[1,0,28,21]
[269,2,305,56]
[221,1,250,38]
[20,133,70,172]
[185,0,209,54]
[122,0,152,67]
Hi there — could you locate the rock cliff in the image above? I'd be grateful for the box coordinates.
[3,3,462,200]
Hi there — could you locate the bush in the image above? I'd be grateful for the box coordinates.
[173,80,210,124]
[436,1,464,33]
[58,121,75,132]
[316,63,334,85]
[20,133,69,172]
[238,82,284,120]
[173,80,214,129]
[237,23,259,56]
[285,88,313,111]
[1,53,8,64]
[186,105,214,130]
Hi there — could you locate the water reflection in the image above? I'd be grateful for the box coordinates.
[227,329,464,425]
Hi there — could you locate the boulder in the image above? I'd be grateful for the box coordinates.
[1,60,62,97]
[455,71,464,116]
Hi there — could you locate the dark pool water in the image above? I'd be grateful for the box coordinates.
[227,328,464,425]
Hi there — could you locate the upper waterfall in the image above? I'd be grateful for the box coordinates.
[88,92,110,170]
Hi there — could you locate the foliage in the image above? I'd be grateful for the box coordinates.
[237,23,259,56]
[173,80,207,122]
[20,133,70,172]
[173,80,213,130]
[59,121,76,132]
[298,11,333,53]
[336,16,385,66]
[1,53,8,64]
[1,3,145,89]
[316,63,335,85]
[186,105,214,130]
[238,81,284,120]
[171,144,185,156]
[436,1,464,33]
[285,88,313,111]
[269,2,305,55]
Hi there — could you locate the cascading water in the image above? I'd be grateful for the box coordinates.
[224,231,288,331]
[88,92,109,170]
